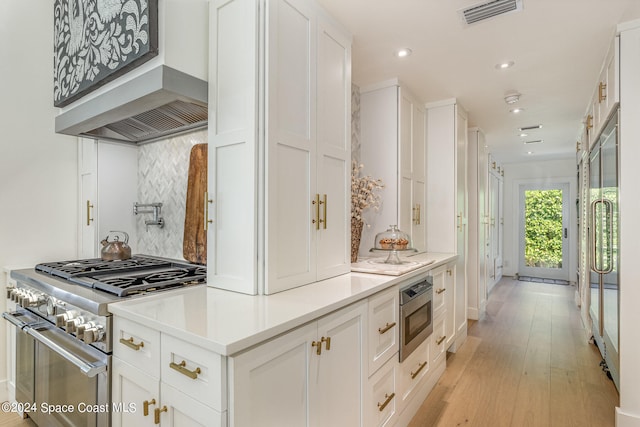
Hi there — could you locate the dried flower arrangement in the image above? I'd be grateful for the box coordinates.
[351,161,384,223]
[351,161,383,262]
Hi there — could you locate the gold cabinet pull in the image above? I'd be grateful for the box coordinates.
[436,288,445,295]
[204,192,213,231]
[321,194,327,229]
[446,269,452,276]
[312,194,320,230]
[599,81,607,103]
[457,213,463,231]
[169,360,201,379]
[321,336,331,351]
[411,361,427,379]
[312,340,322,355]
[378,322,396,335]
[143,398,156,416]
[586,114,593,130]
[86,200,94,226]
[377,392,395,412]
[119,337,144,351]
[154,406,168,424]
[436,336,446,346]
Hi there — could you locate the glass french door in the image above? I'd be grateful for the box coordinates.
[518,182,570,280]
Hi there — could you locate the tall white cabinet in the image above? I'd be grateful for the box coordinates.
[425,99,468,351]
[358,80,427,256]
[78,138,138,258]
[467,128,488,320]
[487,154,504,292]
[208,0,352,295]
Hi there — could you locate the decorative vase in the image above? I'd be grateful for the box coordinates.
[351,218,364,263]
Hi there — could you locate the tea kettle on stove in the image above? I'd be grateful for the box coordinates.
[101,231,132,261]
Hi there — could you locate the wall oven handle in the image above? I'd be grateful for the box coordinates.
[590,199,606,274]
[25,327,107,378]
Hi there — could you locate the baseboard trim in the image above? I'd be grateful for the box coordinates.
[0,379,8,402]
[616,407,640,427]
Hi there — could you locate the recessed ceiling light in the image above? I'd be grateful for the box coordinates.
[527,151,534,155]
[519,124,543,131]
[495,61,515,69]
[520,133,528,137]
[510,108,524,114]
[396,48,412,58]
[504,92,521,104]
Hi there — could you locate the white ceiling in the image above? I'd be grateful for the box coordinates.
[317,0,640,164]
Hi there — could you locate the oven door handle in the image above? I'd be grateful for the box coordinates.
[25,326,107,378]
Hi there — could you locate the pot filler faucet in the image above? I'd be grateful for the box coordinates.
[134,202,165,230]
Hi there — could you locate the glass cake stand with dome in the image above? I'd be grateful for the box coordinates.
[369,225,417,264]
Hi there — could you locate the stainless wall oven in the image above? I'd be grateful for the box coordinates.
[399,275,433,362]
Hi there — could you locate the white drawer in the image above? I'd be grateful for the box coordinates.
[368,285,399,377]
[365,357,398,427]
[432,265,447,319]
[398,335,430,408]
[161,334,227,412]
[114,317,160,378]
[160,382,227,427]
[431,313,447,367]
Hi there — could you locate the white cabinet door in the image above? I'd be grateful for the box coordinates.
[311,302,366,427]
[315,15,352,281]
[266,0,317,294]
[360,83,426,255]
[79,138,98,258]
[159,383,224,427]
[412,103,427,252]
[231,322,316,427]
[112,358,159,427]
[231,302,365,427]
[454,108,468,346]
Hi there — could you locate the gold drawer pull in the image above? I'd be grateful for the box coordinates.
[436,288,445,295]
[170,360,201,379]
[378,322,397,335]
[377,392,395,412]
[154,406,168,424]
[143,398,156,416]
[436,336,446,346]
[312,340,322,355]
[119,337,144,351]
[599,81,607,103]
[411,361,427,379]
[321,336,331,351]
[86,200,94,226]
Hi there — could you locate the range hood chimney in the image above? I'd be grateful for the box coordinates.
[55,65,208,144]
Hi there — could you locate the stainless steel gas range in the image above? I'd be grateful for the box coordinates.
[3,255,206,427]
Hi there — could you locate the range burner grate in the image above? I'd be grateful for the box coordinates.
[36,256,207,297]
[36,256,169,279]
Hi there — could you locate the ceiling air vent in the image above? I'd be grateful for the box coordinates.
[459,0,523,25]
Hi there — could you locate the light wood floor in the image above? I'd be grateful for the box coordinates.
[409,276,619,427]
[0,277,618,427]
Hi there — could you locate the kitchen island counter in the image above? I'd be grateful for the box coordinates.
[108,252,456,356]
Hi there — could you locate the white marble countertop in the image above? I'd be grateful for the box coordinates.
[108,252,456,356]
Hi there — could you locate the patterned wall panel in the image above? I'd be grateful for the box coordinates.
[352,83,361,163]
[136,130,207,259]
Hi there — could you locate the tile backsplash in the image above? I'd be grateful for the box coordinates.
[136,129,207,260]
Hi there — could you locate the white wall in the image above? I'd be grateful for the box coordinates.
[501,158,577,282]
[0,0,78,398]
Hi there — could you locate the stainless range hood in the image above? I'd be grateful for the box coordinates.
[55,65,208,144]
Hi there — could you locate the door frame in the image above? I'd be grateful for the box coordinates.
[517,181,571,281]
